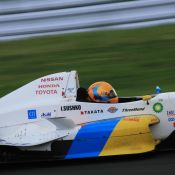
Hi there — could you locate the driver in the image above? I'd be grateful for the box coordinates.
[88,81,118,103]
[87,81,152,103]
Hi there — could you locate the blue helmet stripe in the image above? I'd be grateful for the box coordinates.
[93,86,99,99]
[93,85,110,102]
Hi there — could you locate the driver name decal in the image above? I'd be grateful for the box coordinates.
[61,105,81,111]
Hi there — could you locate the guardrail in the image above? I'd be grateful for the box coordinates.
[0,0,175,41]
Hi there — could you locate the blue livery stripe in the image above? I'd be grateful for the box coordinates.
[65,118,121,159]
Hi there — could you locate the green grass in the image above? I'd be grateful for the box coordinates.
[0,24,175,97]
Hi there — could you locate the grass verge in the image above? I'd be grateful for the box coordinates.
[0,24,175,97]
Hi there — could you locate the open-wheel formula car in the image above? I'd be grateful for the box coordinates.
[0,70,175,163]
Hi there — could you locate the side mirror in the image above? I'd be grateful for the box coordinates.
[142,95,152,101]
[142,95,152,105]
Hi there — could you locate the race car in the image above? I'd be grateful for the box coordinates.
[0,70,175,163]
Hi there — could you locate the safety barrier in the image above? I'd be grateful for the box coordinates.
[0,0,175,41]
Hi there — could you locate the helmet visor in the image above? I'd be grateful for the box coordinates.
[108,90,117,98]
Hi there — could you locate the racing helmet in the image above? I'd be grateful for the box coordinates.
[88,81,118,103]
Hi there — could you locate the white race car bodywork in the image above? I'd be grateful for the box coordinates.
[0,71,175,160]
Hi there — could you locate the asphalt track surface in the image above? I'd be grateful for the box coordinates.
[0,151,175,175]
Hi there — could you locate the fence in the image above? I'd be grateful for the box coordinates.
[0,0,175,41]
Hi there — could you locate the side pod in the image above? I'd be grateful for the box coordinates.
[65,115,159,159]
[100,115,160,156]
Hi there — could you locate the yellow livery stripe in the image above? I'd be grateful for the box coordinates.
[100,115,159,156]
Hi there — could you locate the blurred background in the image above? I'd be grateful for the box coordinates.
[0,0,175,97]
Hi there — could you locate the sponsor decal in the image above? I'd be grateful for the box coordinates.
[167,111,175,122]
[107,107,118,113]
[80,109,103,115]
[38,84,60,89]
[41,77,63,82]
[61,105,81,111]
[36,90,58,95]
[67,88,75,93]
[36,82,60,95]
[153,103,163,113]
[62,91,65,96]
[123,118,140,122]
[122,107,145,112]
[168,118,175,122]
[28,110,37,119]
[158,98,163,102]
[167,110,175,117]
[41,112,51,118]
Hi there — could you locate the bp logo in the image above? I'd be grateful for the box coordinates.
[153,103,163,113]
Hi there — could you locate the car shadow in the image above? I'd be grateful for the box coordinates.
[0,150,172,171]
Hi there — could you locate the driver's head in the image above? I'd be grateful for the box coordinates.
[88,81,118,103]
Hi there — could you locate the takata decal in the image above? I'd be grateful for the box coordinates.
[80,110,103,115]
[122,107,145,112]
[28,110,37,119]
[41,112,51,118]
[61,105,81,111]
[153,103,163,113]
[107,107,118,113]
